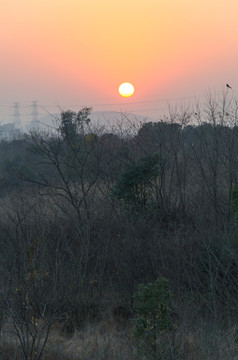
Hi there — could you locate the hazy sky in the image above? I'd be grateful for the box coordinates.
[1,0,238,123]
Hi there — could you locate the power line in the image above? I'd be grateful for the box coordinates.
[37,93,202,110]
[3,88,237,120]
[80,94,199,107]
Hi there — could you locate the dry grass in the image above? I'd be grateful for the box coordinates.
[46,318,135,360]
[1,315,238,360]
[52,315,238,360]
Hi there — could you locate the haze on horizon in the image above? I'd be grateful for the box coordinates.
[1,0,238,124]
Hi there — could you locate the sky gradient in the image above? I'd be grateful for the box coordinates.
[1,0,238,123]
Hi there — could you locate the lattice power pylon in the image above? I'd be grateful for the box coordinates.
[12,102,21,128]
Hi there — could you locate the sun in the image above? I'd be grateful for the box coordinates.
[119,82,135,97]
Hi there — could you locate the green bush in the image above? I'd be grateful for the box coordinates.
[133,277,173,359]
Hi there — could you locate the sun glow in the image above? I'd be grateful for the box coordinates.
[118,82,135,97]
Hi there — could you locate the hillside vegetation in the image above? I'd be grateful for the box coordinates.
[1,95,238,359]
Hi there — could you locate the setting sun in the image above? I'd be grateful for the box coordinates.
[118,82,135,97]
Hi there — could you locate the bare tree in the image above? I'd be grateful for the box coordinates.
[0,191,82,360]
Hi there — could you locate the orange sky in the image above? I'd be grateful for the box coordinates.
[1,0,238,122]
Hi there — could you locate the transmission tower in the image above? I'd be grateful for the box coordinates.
[30,100,40,130]
[12,102,21,128]
[31,101,39,122]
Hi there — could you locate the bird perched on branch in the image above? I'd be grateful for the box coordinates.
[226,84,232,89]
